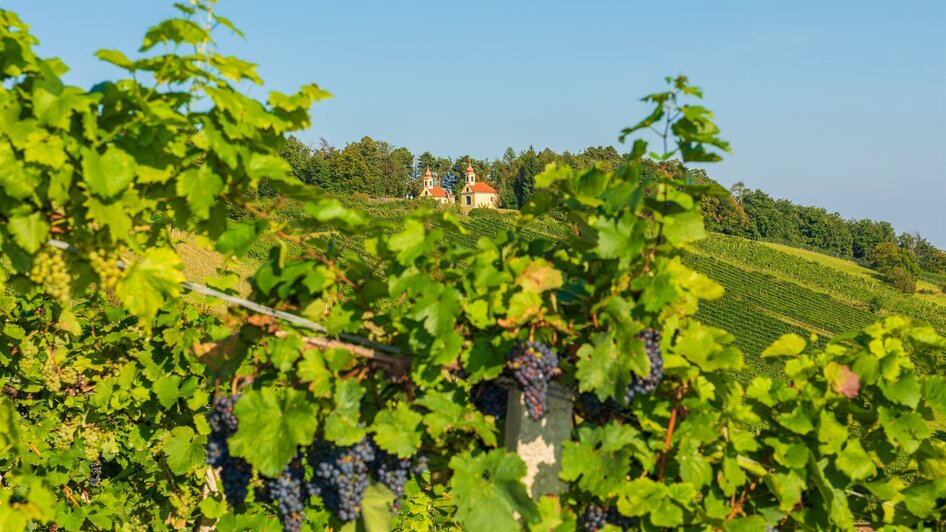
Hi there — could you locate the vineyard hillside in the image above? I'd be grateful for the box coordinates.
[218,198,945,381]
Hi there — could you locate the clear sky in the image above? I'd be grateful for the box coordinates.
[7,1,946,246]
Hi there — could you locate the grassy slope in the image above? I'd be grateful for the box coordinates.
[761,241,946,307]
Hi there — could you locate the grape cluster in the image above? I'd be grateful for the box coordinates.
[372,448,427,513]
[262,455,307,532]
[29,248,71,304]
[623,328,663,404]
[580,503,637,531]
[89,459,102,488]
[577,392,621,424]
[471,381,508,420]
[205,395,252,506]
[507,341,558,420]
[307,437,376,522]
[88,249,122,290]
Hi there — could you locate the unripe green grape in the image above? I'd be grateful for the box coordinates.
[88,248,122,290]
[29,248,72,304]
[60,366,79,387]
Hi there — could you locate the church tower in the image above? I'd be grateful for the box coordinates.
[424,166,434,188]
[466,161,476,184]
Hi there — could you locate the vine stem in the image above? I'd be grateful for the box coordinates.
[658,380,689,480]
[726,479,759,520]
[275,330,411,378]
[657,404,678,480]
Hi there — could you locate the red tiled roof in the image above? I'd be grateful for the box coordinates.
[467,182,497,194]
[426,186,451,198]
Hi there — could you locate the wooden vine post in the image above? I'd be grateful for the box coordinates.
[504,383,573,499]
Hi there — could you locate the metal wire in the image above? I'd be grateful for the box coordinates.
[46,238,403,356]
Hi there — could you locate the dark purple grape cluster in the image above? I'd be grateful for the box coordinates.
[372,448,427,513]
[507,341,558,420]
[88,459,101,488]
[471,381,508,419]
[307,437,376,522]
[262,454,307,532]
[373,451,411,512]
[580,503,637,531]
[577,392,621,423]
[623,328,663,404]
[205,395,252,506]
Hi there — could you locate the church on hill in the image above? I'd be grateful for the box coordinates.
[419,166,453,204]
[459,162,498,208]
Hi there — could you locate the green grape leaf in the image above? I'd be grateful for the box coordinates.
[82,145,137,199]
[229,387,318,476]
[268,334,302,372]
[163,426,204,475]
[117,248,185,322]
[561,424,639,497]
[836,439,877,482]
[372,402,423,458]
[676,440,712,488]
[216,220,267,256]
[323,379,366,446]
[418,390,497,447]
[387,218,429,264]
[8,212,49,254]
[198,497,229,519]
[176,166,224,220]
[298,349,332,398]
[761,334,806,359]
[95,49,135,69]
[661,207,705,245]
[360,483,395,532]
[449,450,535,530]
[153,375,182,409]
[409,284,462,336]
[529,496,575,532]
[574,333,638,401]
[879,371,920,408]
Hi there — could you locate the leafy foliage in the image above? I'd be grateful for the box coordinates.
[0,4,944,532]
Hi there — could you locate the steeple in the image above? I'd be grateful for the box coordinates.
[466,160,475,184]
[424,166,433,188]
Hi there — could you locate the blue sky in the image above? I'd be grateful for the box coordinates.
[8,1,946,246]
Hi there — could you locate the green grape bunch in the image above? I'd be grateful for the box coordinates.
[28,248,72,304]
[87,249,123,291]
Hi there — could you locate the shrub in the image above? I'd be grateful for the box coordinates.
[468,207,501,220]
[939,282,946,294]
[868,242,920,276]
[885,267,917,293]
[867,295,884,312]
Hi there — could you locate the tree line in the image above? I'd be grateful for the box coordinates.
[277,136,946,277]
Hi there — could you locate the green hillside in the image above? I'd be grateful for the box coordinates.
[239,198,943,376]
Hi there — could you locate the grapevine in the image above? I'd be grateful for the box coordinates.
[0,6,942,530]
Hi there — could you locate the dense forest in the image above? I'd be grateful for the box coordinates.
[278,135,946,275]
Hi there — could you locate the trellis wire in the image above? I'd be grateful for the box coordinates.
[46,239,404,357]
